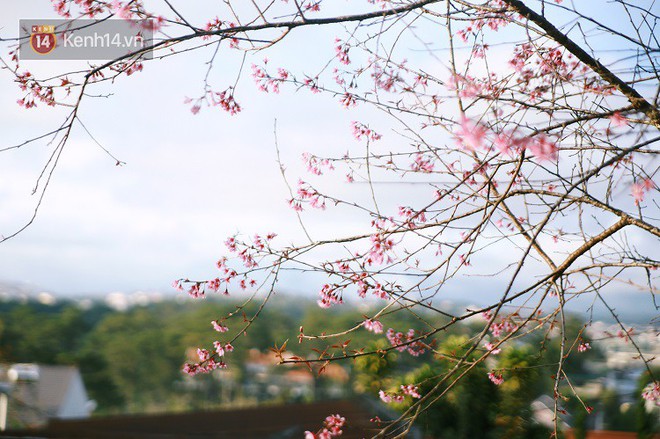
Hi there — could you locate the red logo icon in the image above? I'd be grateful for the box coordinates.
[30,25,57,55]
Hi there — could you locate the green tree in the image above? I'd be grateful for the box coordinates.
[82,306,187,411]
[494,345,548,439]
[636,369,660,438]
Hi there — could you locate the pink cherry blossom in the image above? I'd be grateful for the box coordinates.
[642,382,660,406]
[379,390,403,403]
[110,1,133,19]
[351,121,382,141]
[213,340,225,356]
[526,134,558,161]
[386,328,427,356]
[410,153,434,173]
[207,278,221,292]
[363,319,384,333]
[197,348,210,362]
[317,284,343,308]
[609,112,627,127]
[367,233,394,266]
[211,320,229,332]
[484,342,501,355]
[401,384,421,398]
[493,131,523,156]
[577,342,591,352]
[306,413,346,438]
[455,116,487,151]
[335,38,351,65]
[488,372,504,385]
[631,179,655,206]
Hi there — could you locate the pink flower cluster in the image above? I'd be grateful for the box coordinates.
[302,152,334,175]
[305,414,346,439]
[347,274,388,301]
[174,232,278,300]
[225,235,272,271]
[213,89,241,115]
[366,233,395,265]
[371,283,388,300]
[111,0,133,19]
[182,340,234,376]
[607,328,635,343]
[318,284,344,308]
[379,384,421,403]
[340,92,358,108]
[410,153,434,173]
[213,341,234,356]
[400,384,422,398]
[204,17,223,33]
[398,206,427,227]
[213,257,236,290]
[202,19,239,46]
[454,116,558,161]
[371,62,401,92]
[52,0,164,29]
[289,180,327,211]
[363,319,384,333]
[379,390,403,403]
[107,61,144,79]
[609,112,627,127]
[185,87,241,115]
[300,1,321,13]
[182,347,229,377]
[462,0,512,39]
[211,320,229,333]
[185,283,204,298]
[52,0,111,18]
[207,278,222,293]
[386,328,427,356]
[303,76,321,93]
[509,43,534,72]
[527,134,559,161]
[642,382,660,406]
[16,71,55,109]
[631,179,655,206]
[251,61,290,93]
[334,38,351,65]
[484,341,501,355]
[367,0,390,9]
[489,318,518,338]
[537,47,568,77]
[351,121,382,142]
[577,342,591,353]
[488,372,504,385]
[448,74,483,98]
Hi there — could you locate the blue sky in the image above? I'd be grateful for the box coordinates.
[0,1,396,296]
[0,1,657,327]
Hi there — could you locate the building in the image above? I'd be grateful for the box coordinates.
[0,363,95,430]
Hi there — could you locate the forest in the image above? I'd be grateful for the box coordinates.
[0,296,656,437]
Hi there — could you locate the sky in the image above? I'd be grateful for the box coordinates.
[0,1,396,297]
[0,1,657,323]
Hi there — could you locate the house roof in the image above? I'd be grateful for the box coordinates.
[5,399,381,438]
[35,366,78,415]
